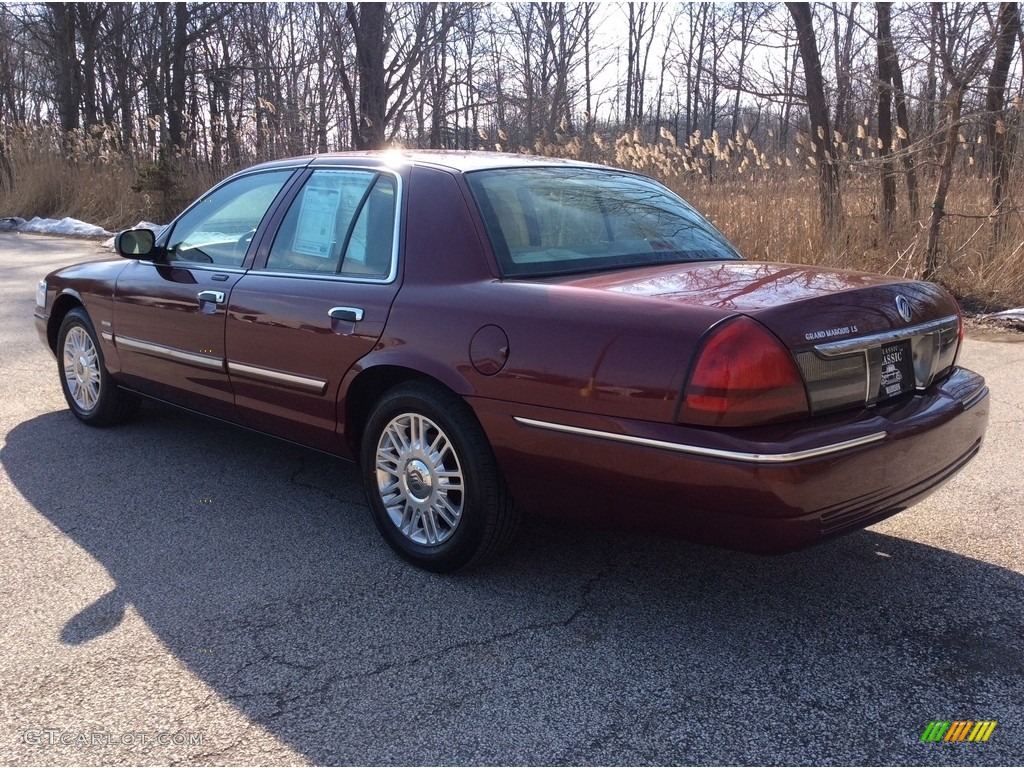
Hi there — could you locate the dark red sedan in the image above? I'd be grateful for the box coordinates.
[35,152,989,571]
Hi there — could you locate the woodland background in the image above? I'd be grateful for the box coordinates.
[1,2,1023,307]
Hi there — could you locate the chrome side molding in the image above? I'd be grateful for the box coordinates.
[513,416,887,464]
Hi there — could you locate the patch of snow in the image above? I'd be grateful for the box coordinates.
[136,221,167,236]
[981,308,1024,320]
[0,215,172,242]
[16,216,111,237]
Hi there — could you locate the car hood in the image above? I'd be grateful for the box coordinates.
[560,261,961,348]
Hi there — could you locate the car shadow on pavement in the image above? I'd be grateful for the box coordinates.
[4,403,1023,766]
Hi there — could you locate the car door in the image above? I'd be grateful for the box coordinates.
[112,169,297,418]
[225,167,403,453]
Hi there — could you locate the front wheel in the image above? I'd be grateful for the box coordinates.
[360,381,519,572]
[57,308,139,426]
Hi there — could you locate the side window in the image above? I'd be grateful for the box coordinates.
[165,170,292,266]
[265,170,397,278]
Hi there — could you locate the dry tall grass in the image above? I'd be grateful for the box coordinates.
[528,127,1024,309]
[0,126,223,228]
[690,175,1024,312]
[2,124,1022,308]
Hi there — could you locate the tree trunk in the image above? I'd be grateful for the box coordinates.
[924,81,968,280]
[779,36,798,151]
[347,2,386,150]
[925,2,996,278]
[692,5,708,134]
[166,2,190,155]
[50,3,80,135]
[986,2,1021,244]
[887,32,920,219]
[110,4,134,151]
[583,5,592,134]
[831,2,856,140]
[77,4,103,130]
[731,5,749,137]
[924,20,939,161]
[876,3,896,237]
[787,2,842,233]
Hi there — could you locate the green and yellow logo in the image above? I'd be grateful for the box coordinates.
[920,720,997,742]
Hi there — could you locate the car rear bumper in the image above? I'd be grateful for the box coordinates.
[472,367,989,553]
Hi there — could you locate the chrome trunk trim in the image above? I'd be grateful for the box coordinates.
[813,315,958,357]
[799,315,960,413]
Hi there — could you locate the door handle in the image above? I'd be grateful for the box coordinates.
[328,306,364,322]
[197,290,226,304]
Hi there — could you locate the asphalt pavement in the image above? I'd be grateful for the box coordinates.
[1,231,1022,766]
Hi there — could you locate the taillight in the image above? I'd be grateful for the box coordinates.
[680,316,809,427]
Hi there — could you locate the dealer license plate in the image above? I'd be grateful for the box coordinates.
[876,341,914,400]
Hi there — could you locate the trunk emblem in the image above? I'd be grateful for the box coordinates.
[895,295,913,322]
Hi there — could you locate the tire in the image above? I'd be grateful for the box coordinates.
[57,307,140,426]
[360,381,519,572]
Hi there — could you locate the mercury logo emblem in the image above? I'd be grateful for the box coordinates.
[897,292,913,319]
[896,295,913,322]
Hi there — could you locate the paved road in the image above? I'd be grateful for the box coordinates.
[1,231,1022,766]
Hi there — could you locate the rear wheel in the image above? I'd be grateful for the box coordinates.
[360,381,518,572]
[57,308,139,426]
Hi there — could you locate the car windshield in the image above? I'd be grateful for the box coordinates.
[465,167,741,278]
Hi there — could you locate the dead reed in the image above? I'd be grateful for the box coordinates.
[1,123,1021,308]
[528,127,1024,310]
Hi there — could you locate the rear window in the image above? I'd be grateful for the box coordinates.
[465,167,741,277]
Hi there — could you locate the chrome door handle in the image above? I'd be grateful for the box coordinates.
[328,306,364,322]
[197,290,225,304]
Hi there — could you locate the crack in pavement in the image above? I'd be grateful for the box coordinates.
[216,546,621,722]
[286,455,364,507]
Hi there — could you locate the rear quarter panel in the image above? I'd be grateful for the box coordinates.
[365,165,732,424]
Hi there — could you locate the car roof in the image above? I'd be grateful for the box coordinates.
[243,150,606,175]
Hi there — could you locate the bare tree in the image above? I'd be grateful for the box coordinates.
[681,3,709,137]
[923,3,993,279]
[880,5,920,220]
[985,2,1021,243]
[345,2,386,149]
[876,3,897,238]
[787,1,843,232]
[830,2,858,141]
[727,4,773,137]
[624,2,663,130]
[44,3,80,135]
[342,3,443,150]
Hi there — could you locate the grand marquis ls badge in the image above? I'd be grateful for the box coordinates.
[895,294,913,322]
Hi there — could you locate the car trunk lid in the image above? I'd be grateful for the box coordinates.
[564,261,963,415]
[565,262,953,335]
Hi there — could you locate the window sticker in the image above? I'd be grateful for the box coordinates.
[293,185,342,258]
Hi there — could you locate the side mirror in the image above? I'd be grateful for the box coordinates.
[115,228,156,259]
